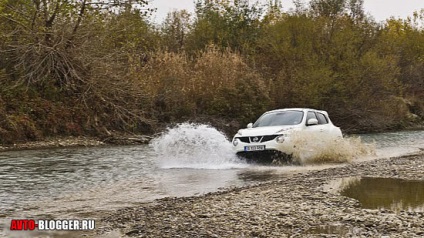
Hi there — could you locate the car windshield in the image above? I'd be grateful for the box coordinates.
[253,111,304,127]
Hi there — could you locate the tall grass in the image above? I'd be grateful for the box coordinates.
[135,46,270,123]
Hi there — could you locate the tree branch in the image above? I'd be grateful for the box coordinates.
[31,0,41,30]
[66,0,87,49]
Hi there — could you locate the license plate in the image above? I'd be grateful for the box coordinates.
[244,145,265,151]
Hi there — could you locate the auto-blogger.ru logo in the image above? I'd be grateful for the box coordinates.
[9,219,95,231]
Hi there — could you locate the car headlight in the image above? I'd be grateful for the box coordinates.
[276,135,285,143]
[233,138,239,146]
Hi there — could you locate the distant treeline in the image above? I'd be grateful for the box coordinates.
[0,0,423,143]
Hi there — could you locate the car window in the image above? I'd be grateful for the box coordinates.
[316,112,328,124]
[253,111,304,127]
[306,111,317,122]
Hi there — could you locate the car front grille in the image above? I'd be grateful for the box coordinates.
[238,137,251,143]
[236,150,294,164]
[261,135,279,142]
[236,135,278,143]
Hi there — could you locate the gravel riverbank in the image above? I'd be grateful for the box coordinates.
[98,154,424,237]
[0,135,153,152]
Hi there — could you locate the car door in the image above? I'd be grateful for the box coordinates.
[315,111,332,134]
[316,111,342,138]
[305,111,328,134]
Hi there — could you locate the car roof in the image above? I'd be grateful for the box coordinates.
[264,108,328,115]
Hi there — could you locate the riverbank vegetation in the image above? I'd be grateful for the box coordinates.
[0,0,423,143]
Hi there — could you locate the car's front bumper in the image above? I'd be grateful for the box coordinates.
[236,149,293,163]
[232,135,296,161]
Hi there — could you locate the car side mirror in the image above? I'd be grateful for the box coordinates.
[247,123,253,129]
[307,118,318,126]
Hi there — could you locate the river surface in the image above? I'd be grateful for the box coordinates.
[0,125,423,228]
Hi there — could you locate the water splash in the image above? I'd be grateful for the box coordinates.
[150,123,246,169]
[289,131,375,164]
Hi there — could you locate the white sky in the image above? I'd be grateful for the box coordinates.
[148,0,424,23]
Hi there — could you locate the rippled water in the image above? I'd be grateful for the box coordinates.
[0,125,423,226]
[358,130,424,158]
[0,146,156,217]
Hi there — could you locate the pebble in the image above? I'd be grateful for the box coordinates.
[97,155,424,237]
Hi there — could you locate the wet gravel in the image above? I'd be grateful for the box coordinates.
[0,137,105,152]
[0,135,152,152]
[99,154,424,237]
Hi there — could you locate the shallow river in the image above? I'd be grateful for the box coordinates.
[0,125,423,225]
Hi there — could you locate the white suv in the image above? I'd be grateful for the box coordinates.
[232,108,342,162]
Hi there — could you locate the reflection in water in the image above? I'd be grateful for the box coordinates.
[339,177,424,212]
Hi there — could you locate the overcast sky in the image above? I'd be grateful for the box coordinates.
[148,0,424,24]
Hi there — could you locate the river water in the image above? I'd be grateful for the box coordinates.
[0,124,423,228]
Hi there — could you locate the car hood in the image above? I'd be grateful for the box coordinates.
[235,125,300,137]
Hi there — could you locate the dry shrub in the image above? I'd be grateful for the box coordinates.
[78,49,155,133]
[341,96,410,132]
[0,114,42,144]
[192,46,270,122]
[136,46,270,123]
[136,51,195,121]
[9,43,85,88]
[406,96,424,119]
